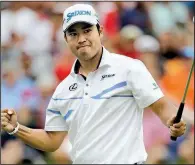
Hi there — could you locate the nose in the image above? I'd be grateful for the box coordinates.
[78,34,86,44]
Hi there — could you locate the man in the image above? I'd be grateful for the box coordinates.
[1,4,186,164]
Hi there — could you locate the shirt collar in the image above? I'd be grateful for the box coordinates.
[70,46,111,75]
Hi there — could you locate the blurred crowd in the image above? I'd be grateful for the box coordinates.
[1,1,194,164]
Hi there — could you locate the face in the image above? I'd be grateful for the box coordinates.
[65,23,103,61]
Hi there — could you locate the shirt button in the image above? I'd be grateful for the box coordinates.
[85,93,88,95]
[86,84,89,87]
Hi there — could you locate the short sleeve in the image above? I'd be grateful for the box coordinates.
[127,60,164,109]
[44,87,68,131]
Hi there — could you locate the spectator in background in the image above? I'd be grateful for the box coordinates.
[159,46,194,164]
[182,1,194,18]
[103,1,153,54]
[50,2,67,57]
[1,61,46,164]
[160,53,194,109]
[134,35,162,80]
[1,61,37,112]
[1,2,55,82]
[134,35,170,164]
[103,2,125,50]
[91,2,114,24]
[19,51,36,81]
[104,2,151,38]
[1,2,23,50]
[159,24,194,110]
[147,2,190,37]
[134,34,194,164]
[54,50,76,83]
[117,25,143,59]
[35,74,57,128]
[178,126,194,164]
[120,2,151,33]
[1,1,194,164]
[153,17,194,163]
[49,2,77,83]
[1,139,24,164]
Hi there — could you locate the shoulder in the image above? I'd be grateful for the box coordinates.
[109,52,145,71]
[53,74,74,97]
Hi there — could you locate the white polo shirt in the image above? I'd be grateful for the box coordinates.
[44,47,164,164]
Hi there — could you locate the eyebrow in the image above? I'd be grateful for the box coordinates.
[67,24,93,33]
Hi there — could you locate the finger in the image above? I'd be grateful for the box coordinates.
[170,126,185,137]
[167,116,176,127]
[170,129,180,137]
[1,109,9,113]
[1,121,8,127]
[170,126,183,135]
[8,110,13,115]
[177,126,186,133]
[8,109,16,115]
[173,122,186,128]
[170,130,177,137]
[1,113,11,120]
[1,117,9,123]
[170,126,181,134]
[1,109,14,115]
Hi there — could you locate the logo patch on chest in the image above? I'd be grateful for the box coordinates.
[101,74,115,81]
[69,83,78,91]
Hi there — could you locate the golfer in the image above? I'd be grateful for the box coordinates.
[1,4,186,164]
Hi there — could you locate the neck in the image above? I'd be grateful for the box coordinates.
[79,47,103,76]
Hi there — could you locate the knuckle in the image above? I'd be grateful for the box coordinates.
[6,114,10,118]
[171,127,176,131]
[171,133,177,137]
[2,116,8,121]
[1,122,6,127]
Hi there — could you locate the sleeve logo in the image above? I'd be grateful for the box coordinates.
[153,83,159,90]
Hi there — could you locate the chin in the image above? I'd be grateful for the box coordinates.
[83,54,95,61]
[79,51,95,61]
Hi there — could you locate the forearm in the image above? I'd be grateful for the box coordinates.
[149,97,187,138]
[150,97,177,127]
[14,124,58,152]
[157,102,176,127]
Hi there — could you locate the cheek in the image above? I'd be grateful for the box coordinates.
[91,34,101,48]
[67,42,76,52]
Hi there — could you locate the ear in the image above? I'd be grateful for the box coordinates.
[99,25,104,39]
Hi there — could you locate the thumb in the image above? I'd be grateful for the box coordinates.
[167,116,176,128]
[8,109,16,115]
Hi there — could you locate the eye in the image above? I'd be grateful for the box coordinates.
[69,33,77,37]
[84,29,92,33]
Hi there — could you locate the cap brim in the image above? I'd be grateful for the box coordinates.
[63,15,97,32]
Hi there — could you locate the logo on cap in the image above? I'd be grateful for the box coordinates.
[66,10,92,23]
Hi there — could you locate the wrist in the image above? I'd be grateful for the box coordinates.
[8,122,20,135]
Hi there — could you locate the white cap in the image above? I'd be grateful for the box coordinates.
[120,25,143,40]
[134,35,160,53]
[63,4,99,32]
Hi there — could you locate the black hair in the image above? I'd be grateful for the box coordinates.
[96,23,100,33]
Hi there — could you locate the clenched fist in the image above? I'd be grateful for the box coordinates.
[1,109,18,133]
[167,116,187,137]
